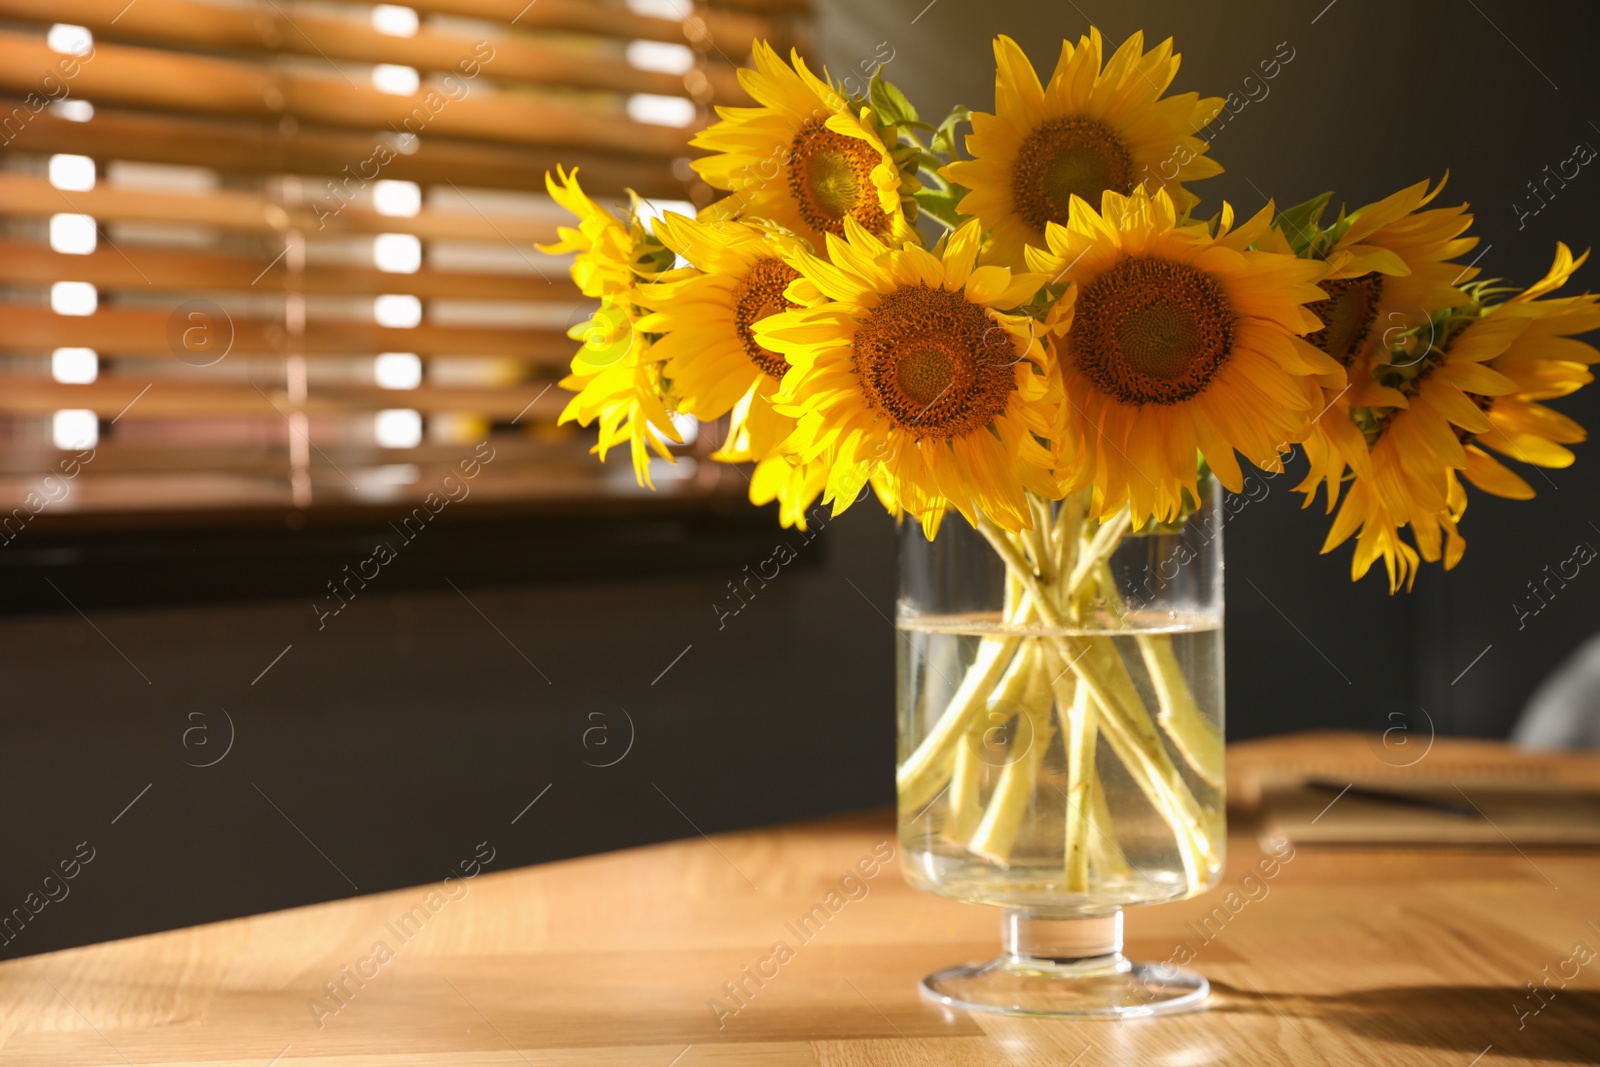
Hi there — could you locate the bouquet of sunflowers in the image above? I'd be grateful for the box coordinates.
[541,30,1598,897]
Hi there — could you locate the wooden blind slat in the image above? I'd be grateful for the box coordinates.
[4,102,684,195]
[703,0,807,12]
[0,34,700,156]
[0,468,667,514]
[0,377,567,420]
[0,437,591,474]
[0,172,566,243]
[404,0,788,53]
[0,0,750,103]
[0,243,576,301]
[0,307,575,361]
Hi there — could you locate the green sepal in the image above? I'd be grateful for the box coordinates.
[1017,279,1068,324]
[890,142,922,167]
[1316,208,1355,260]
[868,70,919,128]
[930,106,971,157]
[916,151,948,182]
[1273,191,1332,256]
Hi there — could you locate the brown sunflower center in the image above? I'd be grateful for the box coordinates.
[733,257,800,380]
[1012,117,1135,234]
[1305,275,1384,365]
[788,120,891,238]
[853,284,1016,439]
[1070,256,1236,405]
[896,345,956,406]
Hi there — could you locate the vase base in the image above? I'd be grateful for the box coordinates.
[920,954,1209,1019]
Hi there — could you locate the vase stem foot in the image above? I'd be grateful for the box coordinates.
[919,908,1208,1018]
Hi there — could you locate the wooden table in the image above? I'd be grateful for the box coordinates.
[3,733,1599,1066]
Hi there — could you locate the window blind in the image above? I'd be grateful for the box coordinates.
[0,0,806,521]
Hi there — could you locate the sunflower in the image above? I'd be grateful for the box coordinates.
[944,30,1223,273]
[1278,177,1480,509]
[756,217,1060,537]
[1462,244,1600,497]
[539,168,685,488]
[633,212,807,458]
[1023,185,1337,527]
[1319,244,1600,590]
[541,165,669,298]
[631,212,836,525]
[1302,178,1479,367]
[1320,311,1525,590]
[690,40,917,250]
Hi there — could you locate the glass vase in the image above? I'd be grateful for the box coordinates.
[896,484,1225,1017]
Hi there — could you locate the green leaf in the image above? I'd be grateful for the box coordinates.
[914,187,966,231]
[869,70,919,127]
[1274,191,1332,256]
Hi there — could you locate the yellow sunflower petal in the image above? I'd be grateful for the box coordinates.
[1462,444,1535,499]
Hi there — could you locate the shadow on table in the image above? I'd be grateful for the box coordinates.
[1209,980,1600,1063]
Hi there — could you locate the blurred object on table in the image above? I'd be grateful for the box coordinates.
[1229,731,1600,847]
[1514,631,1600,751]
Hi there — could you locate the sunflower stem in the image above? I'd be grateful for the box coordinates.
[966,640,1055,865]
[1138,634,1226,790]
[975,511,1216,896]
[1026,494,1057,585]
[1056,661,1097,892]
[897,618,1025,812]
[1067,506,1130,596]
[1091,560,1225,790]
[1062,633,1215,888]
[1086,759,1131,882]
[943,712,987,844]
[1053,492,1085,584]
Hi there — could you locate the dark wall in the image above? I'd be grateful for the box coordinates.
[0,504,898,959]
[4,0,1600,960]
